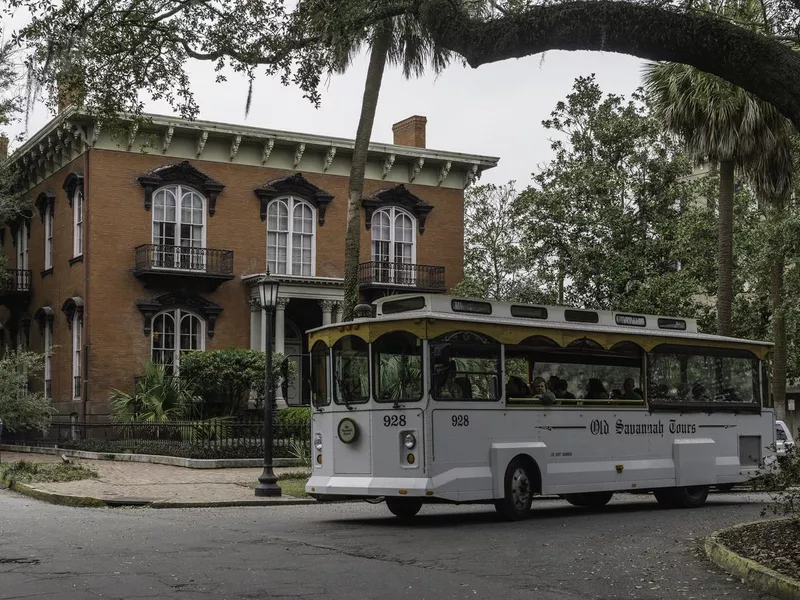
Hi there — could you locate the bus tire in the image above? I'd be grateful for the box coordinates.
[654,485,709,509]
[672,485,709,508]
[386,497,422,519]
[496,457,535,521]
[564,492,613,508]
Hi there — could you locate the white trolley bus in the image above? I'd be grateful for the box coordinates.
[306,294,775,520]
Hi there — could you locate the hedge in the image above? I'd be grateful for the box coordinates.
[58,439,298,460]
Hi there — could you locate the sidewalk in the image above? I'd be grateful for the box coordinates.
[0,451,315,508]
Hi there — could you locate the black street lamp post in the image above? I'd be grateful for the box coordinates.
[254,272,282,497]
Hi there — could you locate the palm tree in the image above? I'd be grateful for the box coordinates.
[300,4,457,320]
[644,62,792,336]
[747,137,796,423]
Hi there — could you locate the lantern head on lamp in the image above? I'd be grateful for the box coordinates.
[258,272,280,311]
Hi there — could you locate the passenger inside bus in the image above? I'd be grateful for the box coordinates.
[620,378,642,400]
[586,378,610,399]
[531,377,556,404]
[506,375,530,398]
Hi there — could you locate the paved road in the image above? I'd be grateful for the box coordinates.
[0,488,771,600]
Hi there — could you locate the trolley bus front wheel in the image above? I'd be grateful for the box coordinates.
[654,485,709,509]
[495,457,537,521]
[385,497,423,519]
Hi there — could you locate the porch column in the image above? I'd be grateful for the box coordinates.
[249,297,261,351]
[320,300,334,326]
[331,302,341,324]
[274,297,290,409]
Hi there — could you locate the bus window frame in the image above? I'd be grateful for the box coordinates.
[646,344,762,414]
[332,335,371,406]
[502,344,646,408]
[310,340,331,408]
[430,332,502,403]
[372,331,425,404]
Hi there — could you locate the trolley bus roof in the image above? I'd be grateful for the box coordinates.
[307,294,771,358]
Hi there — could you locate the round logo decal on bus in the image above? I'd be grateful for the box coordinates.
[337,418,359,444]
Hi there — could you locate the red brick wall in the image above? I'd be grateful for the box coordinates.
[82,149,464,415]
[0,155,87,417]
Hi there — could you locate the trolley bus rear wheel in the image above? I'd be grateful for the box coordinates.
[386,497,422,519]
[654,485,709,509]
[564,492,613,508]
[496,458,535,521]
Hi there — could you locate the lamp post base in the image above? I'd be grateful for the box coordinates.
[254,468,282,497]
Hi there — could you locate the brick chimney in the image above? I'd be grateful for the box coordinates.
[56,70,86,113]
[392,116,427,148]
[0,135,8,160]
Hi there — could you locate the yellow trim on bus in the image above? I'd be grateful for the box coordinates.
[307,317,769,359]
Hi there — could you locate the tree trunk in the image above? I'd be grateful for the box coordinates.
[770,197,787,422]
[716,159,735,337]
[422,1,800,129]
[341,21,393,322]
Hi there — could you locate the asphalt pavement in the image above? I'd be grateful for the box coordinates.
[0,488,773,600]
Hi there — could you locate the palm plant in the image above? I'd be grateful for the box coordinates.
[643,0,793,336]
[747,137,796,421]
[296,3,460,319]
[109,360,196,424]
[644,60,792,336]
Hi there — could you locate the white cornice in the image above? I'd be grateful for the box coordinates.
[5,107,499,192]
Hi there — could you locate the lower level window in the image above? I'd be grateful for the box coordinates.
[151,309,204,372]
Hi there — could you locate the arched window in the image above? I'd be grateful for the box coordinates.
[151,309,204,372]
[371,207,416,284]
[152,185,206,269]
[267,197,315,276]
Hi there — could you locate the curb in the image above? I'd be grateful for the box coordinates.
[1,475,318,508]
[705,519,800,600]
[1,444,301,469]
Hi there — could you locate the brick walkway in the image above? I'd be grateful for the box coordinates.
[1,451,308,505]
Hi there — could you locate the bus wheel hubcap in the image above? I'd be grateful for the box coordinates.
[511,468,531,509]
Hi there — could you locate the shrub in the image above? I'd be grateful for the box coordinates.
[110,360,195,422]
[755,438,800,524]
[278,406,311,426]
[179,349,296,418]
[0,460,97,484]
[0,350,57,434]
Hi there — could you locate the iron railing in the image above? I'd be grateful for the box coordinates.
[3,419,311,460]
[134,244,234,278]
[358,261,445,291]
[0,269,32,293]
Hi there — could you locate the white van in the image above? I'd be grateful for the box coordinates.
[776,420,795,456]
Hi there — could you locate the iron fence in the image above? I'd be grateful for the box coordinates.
[3,419,311,460]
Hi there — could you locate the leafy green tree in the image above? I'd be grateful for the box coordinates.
[452,182,536,301]
[518,75,693,311]
[0,350,56,433]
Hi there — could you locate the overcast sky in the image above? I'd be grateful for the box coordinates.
[8,49,646,188]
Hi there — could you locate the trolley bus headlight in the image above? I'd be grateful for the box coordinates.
[403,433,417,450]
[314,433,323,451]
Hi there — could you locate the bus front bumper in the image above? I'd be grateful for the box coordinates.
[306,475,433,500]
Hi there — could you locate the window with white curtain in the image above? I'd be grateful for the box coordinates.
[72,313,82,400]
[151,309,204,373]
[152,185,206,270]
[45,205,53,270]
[73,187,83,257]
[267,197,315,276]
[370,207,416,284]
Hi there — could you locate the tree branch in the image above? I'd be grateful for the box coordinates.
[423,0,800,129]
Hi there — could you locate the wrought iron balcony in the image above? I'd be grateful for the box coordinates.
[0,269,32,294]
[134,244,235,288]
[358,261,446,293]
